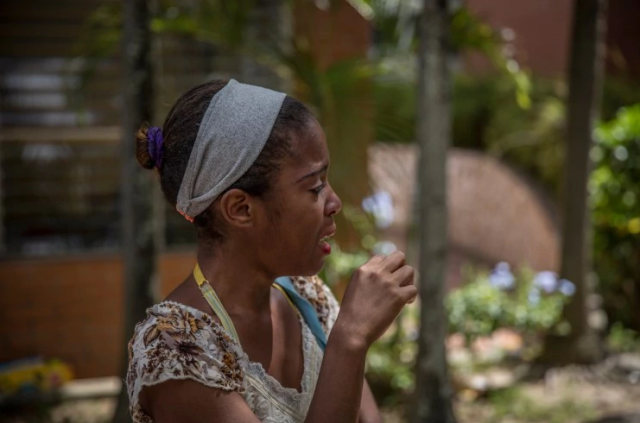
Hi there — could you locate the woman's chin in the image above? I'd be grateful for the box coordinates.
[275,246,330,277]
[291,259,327,278]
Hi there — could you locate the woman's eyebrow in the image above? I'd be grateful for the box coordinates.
[295,163,329,183]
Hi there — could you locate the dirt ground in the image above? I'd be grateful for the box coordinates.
[3,357,640,423]
[383,358,640,423]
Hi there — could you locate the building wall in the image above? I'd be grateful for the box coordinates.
[293,0,371,71]
[607,0,640,78]
[0,252,194,378]
[465,0,640,78]
[465,0,573,77]
[369,145,560,290]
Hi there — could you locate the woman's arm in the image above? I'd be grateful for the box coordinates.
[304,251,415,423]
[359,379,383,423]
[141,380,262,423]
[303,325,368,423]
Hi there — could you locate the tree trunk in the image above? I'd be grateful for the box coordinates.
[541,0,608,366]
[112,0,158,422]
[0,141,4,256]
[411,0,457,422]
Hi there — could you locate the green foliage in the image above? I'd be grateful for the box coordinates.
[446,266,570,346]
[151,0,253,47]
[321,241,370,288]
[451,8,531,109]
[592,105,640,226]
[446,272,508,342]
[370,6,533,143]
[607,322,640,353]
[454,85,640,337]
[592,105,640,331]
[366,308,418,406]
[365,263,574,406]
[372,73,416,142]
[452,77,640,198]
[363,0,533,112]
[601,77,640,120]
[454,76,566,195]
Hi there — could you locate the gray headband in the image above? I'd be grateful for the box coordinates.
[176,79,286,221]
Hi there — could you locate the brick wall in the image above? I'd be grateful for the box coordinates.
[465,0,640,78]
[0,252,195,378]
[293,0,371,71]
[465,0,573,77]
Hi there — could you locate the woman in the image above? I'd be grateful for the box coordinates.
[127,79,417,423]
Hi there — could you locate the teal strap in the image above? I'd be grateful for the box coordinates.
[274,277,327,352]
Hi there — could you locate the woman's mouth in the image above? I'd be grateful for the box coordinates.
[318,234,334,255]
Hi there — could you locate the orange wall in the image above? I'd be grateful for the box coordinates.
[466,0,640,78]
[465,0,573,77]
[0,252,195,378]
[294,0,371,71]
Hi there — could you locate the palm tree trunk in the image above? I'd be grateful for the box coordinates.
[112,0,158,421]
[412,0,457,422]
[541,0,608,365]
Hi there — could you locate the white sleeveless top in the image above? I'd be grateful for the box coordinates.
[126,276,340,423]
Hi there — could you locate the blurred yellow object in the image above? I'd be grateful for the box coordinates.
[627,217,640,234]
[0,357,74,396]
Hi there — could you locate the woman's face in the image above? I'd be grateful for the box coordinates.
[253,118,342,277]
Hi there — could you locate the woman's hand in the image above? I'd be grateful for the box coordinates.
[334,251,417,348]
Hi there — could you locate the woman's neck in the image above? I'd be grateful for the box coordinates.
[196,242,273,316]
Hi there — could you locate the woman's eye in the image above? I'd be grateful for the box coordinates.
[311,183,326,195]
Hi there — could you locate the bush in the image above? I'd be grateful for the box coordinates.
[365,262,576,406]
[592,104,640,331]
[446,263,573,346]
[607,322,640,353]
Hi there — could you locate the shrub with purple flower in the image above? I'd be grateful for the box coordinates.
[558,279,576,296]
[446,262,574,346]
[489,262,516,289]
[533,271,558,293]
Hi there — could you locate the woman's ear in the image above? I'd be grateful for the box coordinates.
[219,189,255,228]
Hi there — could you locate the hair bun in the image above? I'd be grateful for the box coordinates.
[135,125,164,170]
[146,126,164,169]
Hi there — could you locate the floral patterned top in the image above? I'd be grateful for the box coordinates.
[127,276,340,423]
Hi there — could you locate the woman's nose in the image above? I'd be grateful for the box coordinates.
[326,185,342,217]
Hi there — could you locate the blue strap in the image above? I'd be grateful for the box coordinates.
[274,277,327,352]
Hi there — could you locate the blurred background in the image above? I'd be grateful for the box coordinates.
[0,0,639,422]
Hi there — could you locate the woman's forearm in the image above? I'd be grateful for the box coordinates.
[304,325,368,423]
[358,380,383,423]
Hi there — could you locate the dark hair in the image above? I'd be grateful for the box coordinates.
[135,80,313,243]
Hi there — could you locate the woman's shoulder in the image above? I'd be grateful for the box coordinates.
[126,302,246,412]
[289,275,340,335]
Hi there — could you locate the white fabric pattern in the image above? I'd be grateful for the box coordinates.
[127,276,339,423]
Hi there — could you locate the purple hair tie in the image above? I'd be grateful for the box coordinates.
[147,126,164,169]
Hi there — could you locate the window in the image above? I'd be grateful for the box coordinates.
[0,0,223,257]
